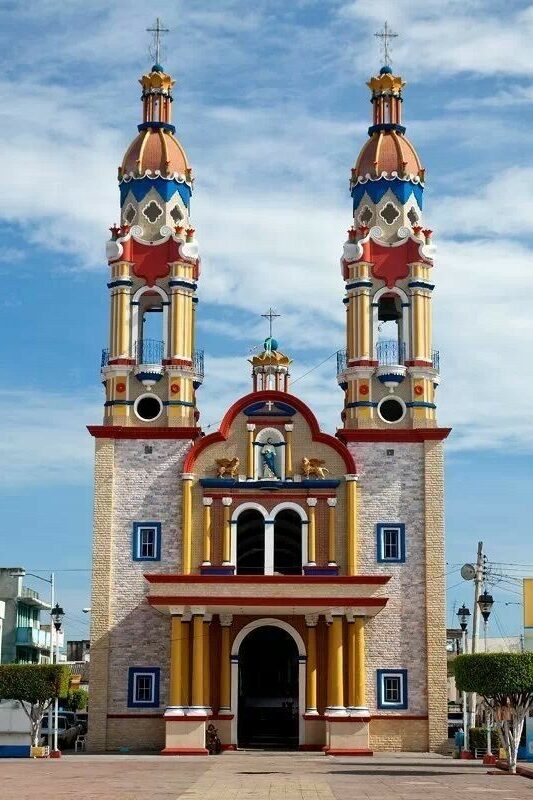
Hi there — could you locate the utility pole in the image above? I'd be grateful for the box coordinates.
[469,541,484,731]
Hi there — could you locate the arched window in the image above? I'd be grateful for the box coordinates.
[236,510,265,575]
[131,286,168,364]
[274,510,302,575]
[375,292,406,365]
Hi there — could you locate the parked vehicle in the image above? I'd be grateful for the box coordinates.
[40,715,78,749]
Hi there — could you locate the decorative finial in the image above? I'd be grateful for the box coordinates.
[147,17,169,68]
[374,21,398,69]
[261,307,281,340]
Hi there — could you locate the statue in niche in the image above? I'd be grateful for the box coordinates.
[260,438,278,479]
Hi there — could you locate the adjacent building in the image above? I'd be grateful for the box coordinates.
[89,55,450,754]
[0,568,52,664]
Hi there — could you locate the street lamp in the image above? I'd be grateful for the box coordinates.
[457,604,471,755]
[50,603,64,758]
[477,590,495,763]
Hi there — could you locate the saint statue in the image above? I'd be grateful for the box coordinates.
[260,438,278,478]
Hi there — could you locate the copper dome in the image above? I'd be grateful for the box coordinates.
[354,130,423,180]
[121,128,191,178]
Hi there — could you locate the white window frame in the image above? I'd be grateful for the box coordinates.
[133,672,155,704]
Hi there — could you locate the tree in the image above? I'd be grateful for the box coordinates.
[454,653,533,773]
[63,688,88,712]
[0,664,71,747]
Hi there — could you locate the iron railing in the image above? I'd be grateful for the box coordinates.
[336,348,348,375]
[376,339,406,366]
[101,343,204,376]
[193,349,205,378]
[432,349,440,372]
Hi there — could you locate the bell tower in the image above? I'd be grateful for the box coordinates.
[338,61,438,430]
[101,56,203,429]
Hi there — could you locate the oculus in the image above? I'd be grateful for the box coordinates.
[134,394,163,422]
[378,396,405,423]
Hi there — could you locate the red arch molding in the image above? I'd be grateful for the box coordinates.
[183,390,357,474]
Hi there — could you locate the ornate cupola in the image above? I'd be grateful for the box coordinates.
[249,337,292,392]
[338,41,439,431]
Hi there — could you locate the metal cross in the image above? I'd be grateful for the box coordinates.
[147,17,169,66]
[261,307,281,339]
[374,21,398,67]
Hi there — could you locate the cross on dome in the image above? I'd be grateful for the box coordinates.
[147,17,169,68]
[261,307,281,340]
[374,21,398,68]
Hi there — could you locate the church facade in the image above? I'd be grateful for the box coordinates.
[88,56,450,755]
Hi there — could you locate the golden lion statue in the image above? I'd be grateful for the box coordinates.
[215,457,240,478]
[301,457,329,479]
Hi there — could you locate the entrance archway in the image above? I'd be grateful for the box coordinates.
[234,623,303,749]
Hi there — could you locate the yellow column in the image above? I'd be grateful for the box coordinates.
[327,614,344,711]
[181,619,190,708]
[202,497,213,565]
[305,616,318,714]
[246,423,256,479]
[306,498,317,566]
[412,291,424,361]
[347,293,355,360]
[327,498,337,566]
[203,615,211,710]
[182,474,194,575]
[191,614,205,709]
[219,614,233,713]
[284,424,293,478]
[357,290,371,361]
[222,497,233,565]
[354,616,366,709]
[345,476,358,575]
[169,613,183,708]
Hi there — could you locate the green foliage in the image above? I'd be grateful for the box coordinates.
[62,688,88,711]
[468,726,501,752]
[454,653,533,696]
[0,664,71,704]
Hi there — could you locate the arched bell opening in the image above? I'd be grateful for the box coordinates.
[273,510,303,576]
[236,509,265,575]
[131,286,169,364]
[374,291,408,365]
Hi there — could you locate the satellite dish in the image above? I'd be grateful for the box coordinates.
[461,563,476,581]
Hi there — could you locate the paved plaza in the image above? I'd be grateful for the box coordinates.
[1,752,531,800]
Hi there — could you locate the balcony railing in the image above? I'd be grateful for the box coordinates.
[15,626,51,649]
[336,342,440,373]
[101,343,205,377]
[20,587,39,601]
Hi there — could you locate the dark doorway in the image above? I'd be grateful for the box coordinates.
[236,510,265,575]
[238,625,299,749]
[274,510,302,575]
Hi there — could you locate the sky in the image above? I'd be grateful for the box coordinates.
[0,0,532,645]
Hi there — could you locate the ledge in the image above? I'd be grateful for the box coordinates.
[87,425,202,440]
[336,427,452,443]
[145,574,390,585]
[199,478,341,489]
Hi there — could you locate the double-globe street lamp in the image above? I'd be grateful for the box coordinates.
[457,603,471,754]
[477,590,494,761]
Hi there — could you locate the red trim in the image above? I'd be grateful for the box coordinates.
[183,390,357,474]
[303,714,325,721]
[107,713,163,719]
[221,744,237,751]
[147,595,388,607]
[299,744,324,751]
[145,574,389,585]
[210,714,234,721]
[348,360,378,367]
[87,425,202,440]
[163,714,210,721]
[324,715,371,722]
[161,747,209,756]
[337,428,452,443]
[371,714,428,720]
[107,358,136,366]
[325,748,373,756]
[404,359,434,367]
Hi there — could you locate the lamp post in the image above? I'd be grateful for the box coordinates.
[457,603,471,755]
[477,590,494,763]
[50,603,64,757]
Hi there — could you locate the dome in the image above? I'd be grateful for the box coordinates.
[354,130,423,180]
[264,336,278,351]
[121,129,191,177]
[380,65,393,74]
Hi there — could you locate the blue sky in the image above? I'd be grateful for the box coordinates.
[1,0,532,644]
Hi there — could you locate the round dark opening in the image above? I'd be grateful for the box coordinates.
[135,395,162,421]
[379,397,405,423]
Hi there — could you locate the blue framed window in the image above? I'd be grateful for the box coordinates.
[127,667,160,708]
[377,669,408,710]
[376,523,405,563]
[132,522,161,561]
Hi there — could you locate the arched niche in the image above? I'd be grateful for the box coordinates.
[254,426,285,480]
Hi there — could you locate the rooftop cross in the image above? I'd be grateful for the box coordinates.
[147,17,169,67]
[261,307,281,339]
[374,21,398,68]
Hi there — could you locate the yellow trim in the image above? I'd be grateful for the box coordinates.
[285,427,293,478]
[327,501,336,565]
[222,502,231,564]
[182,476,193,574]
[203,618,210,708]
[346,478,357,575]
[202,502,212,564]
[328,616,344,708]
[307,503,316,564]
[306,624,317,711]
[191,615,204,708]
[181,621,190,706]
[247,426,255,479]
[354,617,366,707]
[169,615,182,707]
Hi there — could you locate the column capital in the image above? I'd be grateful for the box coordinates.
[219,613,233,627]
[284,423,294,432]
[305,614,319,627]
[190,606,207,617]
[345,474,359,482]
[202,497,213,506]
[222,496,233,506]
[246,423,256,431]
[327,497,337,507]
[182,472,195,481]
[203,612,213,624]
[168,606,185,617]
[306,497,318,507]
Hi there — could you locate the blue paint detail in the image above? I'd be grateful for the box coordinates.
[408,281,435,290]
[132,522,162,562]
[120,177,191,207]
[200,565,236,575]
[169,279,197,290]
[199,478,341,489]
[137,121,176,134]
[0,745,30,757]
[303,566,339,576]
[243,401,297,417]
[135,371,163,383]
[127,667,161,708]
[380,65,393,75]
[368,123,406,135]
[346,280,373,290]
[107,279,133,289]
[377,373,406,385]
[162,400,195,407]
[377,669,408,710]
[376,522,406,563]
[104,400,134,406]
[342,297,349,305]
[406,401,437,409]
[351,178,423,210]
[346,401,378,408]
